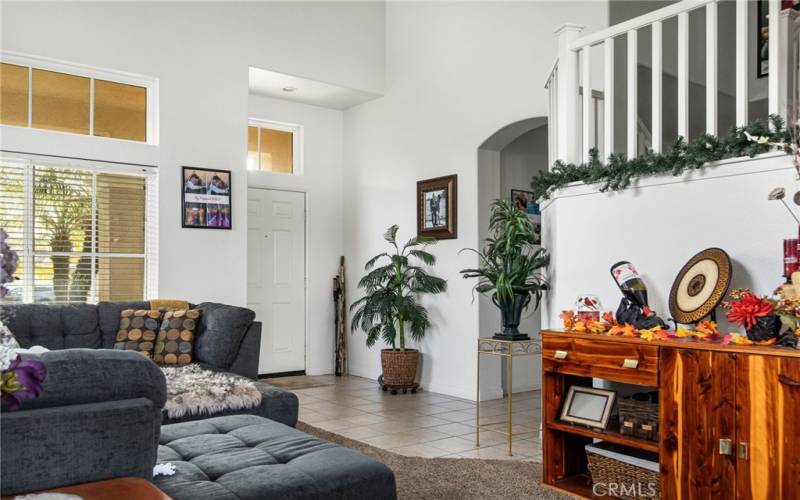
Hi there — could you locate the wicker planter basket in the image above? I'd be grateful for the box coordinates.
[381,349,419,386]
[586,442,660,500]
[618,391,659,441]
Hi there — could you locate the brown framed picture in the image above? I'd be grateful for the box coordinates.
[417,174,457,240]
[182,166,232,229]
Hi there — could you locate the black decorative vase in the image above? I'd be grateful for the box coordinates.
[492,293,531,340]
[746,314,781,342]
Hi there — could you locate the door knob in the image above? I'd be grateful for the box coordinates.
[719,438,733,455]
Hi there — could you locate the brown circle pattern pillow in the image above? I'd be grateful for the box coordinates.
[154,309,200,365]
[113,309,163,359]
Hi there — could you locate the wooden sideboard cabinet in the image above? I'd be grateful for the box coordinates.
[541,329,800,499]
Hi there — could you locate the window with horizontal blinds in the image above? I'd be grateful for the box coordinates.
[0,157,157,304]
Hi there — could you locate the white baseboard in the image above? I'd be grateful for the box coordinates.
[510,383,541,394]
[306,366,334,376]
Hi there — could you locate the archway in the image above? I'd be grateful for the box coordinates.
[476,116,549,399]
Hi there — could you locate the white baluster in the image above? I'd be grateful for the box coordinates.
[603,37,614,160]
[736,0,749,126]
[554,23,585,163]
[652,21,663,153]
[678,11,689,140]
[603,38,615,161]
[768,0,780,124]
[706,1,718,135]
[627,29,638,159]
[582,46,593,163]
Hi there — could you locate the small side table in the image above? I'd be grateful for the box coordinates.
[476,336,542,455]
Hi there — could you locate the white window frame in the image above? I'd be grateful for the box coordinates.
[0,152,158,303]
[0,51,159,145]
[248,118,303,175]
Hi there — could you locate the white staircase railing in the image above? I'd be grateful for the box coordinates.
[546,0,800,166]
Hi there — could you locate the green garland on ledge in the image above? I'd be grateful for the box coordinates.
[531,114,794,200]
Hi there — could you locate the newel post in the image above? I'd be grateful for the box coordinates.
[554,23,584,166]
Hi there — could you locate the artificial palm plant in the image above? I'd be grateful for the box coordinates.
[351,225,446,392]
[460,199,549,339]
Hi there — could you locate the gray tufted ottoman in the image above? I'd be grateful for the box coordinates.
[153,415,397,500]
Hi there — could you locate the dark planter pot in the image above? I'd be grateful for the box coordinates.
[492,293,532,340]
[746,314,781,342]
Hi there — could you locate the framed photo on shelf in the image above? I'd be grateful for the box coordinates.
[182,166,232,230]
[559,386,616,430]
[417,174,457,240]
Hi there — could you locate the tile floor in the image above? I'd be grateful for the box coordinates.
[286,374,543,461]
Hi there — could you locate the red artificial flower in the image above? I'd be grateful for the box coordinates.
[726,294,773,330]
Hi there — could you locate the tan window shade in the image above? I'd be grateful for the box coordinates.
[93,79,147,141]
[0,63,29,127]
[247,126,259,170]
[259,128,293,173]
[0,164,26,303]
[96,257,144,302]
[96,173,146,254]
[32,68,90,135]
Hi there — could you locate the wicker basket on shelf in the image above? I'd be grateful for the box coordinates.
[618,391,659,441]
[586,442,660,500]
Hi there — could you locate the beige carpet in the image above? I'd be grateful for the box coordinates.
[297,422,569,500]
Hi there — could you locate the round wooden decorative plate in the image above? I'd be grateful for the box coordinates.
[669,248,732,324]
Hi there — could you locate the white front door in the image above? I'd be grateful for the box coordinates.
[247,188,306,375]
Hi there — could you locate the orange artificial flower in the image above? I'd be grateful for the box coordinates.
[560,310,575,329]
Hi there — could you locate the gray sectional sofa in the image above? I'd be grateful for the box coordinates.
[0,350,397,499]
[0,301,298,426]
[0,302,398,499]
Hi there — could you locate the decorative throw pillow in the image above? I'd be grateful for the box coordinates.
[154,309,200,365]
[113,309,163,358]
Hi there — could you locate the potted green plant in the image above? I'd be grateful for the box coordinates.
[351,225,447,393]
[460,199,549,340]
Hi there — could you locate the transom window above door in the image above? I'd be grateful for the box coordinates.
[247,120,302,175]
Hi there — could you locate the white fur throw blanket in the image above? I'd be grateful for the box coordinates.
[161,364,262,419]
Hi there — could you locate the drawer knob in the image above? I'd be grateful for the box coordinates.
[622,358,639,369]
[554,350,568,360]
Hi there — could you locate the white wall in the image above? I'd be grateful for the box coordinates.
[0,1,384,307]
[498,125,548,392]
[343,1,608,400]
[541,153,798,333]
[247,95,344,375]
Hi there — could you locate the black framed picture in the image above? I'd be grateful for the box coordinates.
[757,2,800,78]
[417,174,457,240]
[510,189,540,215]
[182,166,232,229]
[559,386,616,430]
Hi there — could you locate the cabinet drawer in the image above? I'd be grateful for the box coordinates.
[543,336,659,387]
